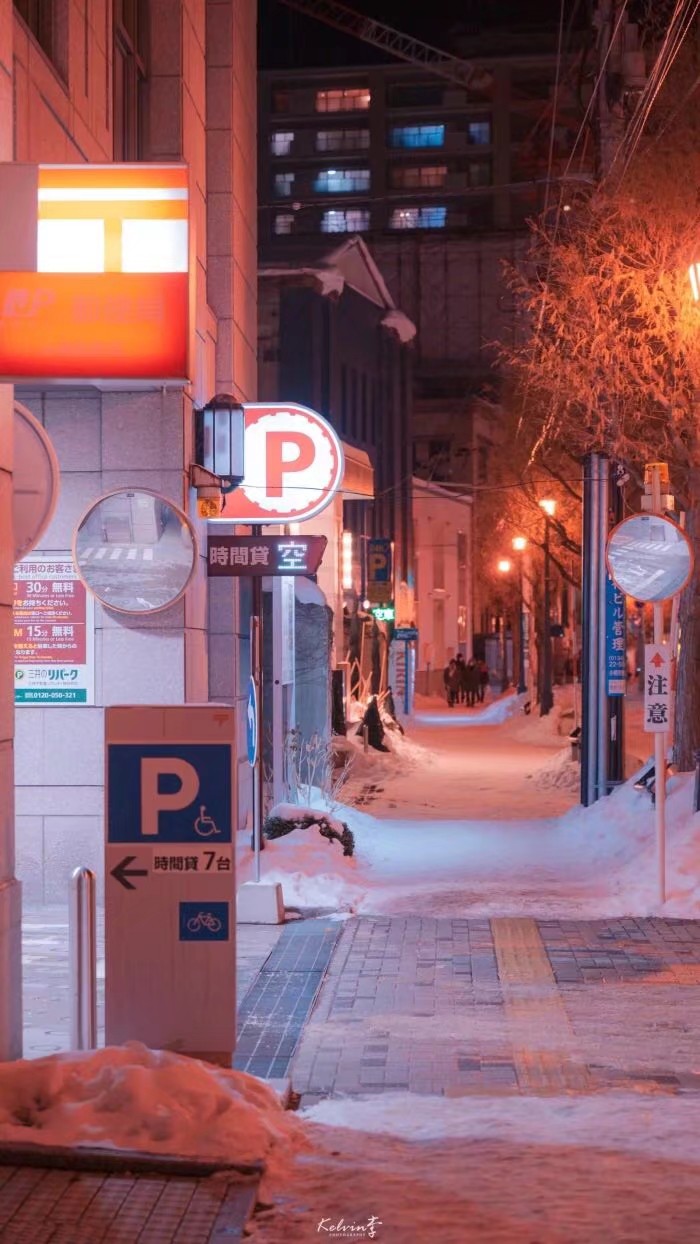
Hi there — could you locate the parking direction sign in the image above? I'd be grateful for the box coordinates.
[105,706,236,1058]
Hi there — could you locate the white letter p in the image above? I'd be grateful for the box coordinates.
[140,758,200,836]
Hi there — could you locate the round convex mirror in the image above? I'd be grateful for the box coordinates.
[606,513,693,603]
[73,489,197,614]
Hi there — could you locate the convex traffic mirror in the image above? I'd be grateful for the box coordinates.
[74,489,197,614]
[606,513,693,603]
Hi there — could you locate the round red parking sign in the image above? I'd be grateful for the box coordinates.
[215,403,344,524]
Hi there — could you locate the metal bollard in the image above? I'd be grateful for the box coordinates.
[363,725,369,755]
[69,866,97,1050]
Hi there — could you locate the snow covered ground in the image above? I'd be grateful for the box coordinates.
[251,1092,700,1243]
[240,689,700,920]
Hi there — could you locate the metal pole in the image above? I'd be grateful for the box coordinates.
[650,466,666,905]
[541,518,553,715]
[251,566,264,881]
[608,463,625,786]
[69,866,97,1050]
[517,557,526,694]
[581,452,600,806]
[596,456,610,798]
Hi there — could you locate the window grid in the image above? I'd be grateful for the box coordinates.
[389,125,445,149]
[468,120,491,145]
[316,88,371,113]
[390,206,447,230]
[271,131,295,156]
[314,168,370,194]
[274,213,295,234]
[391,165,447,189]
[316,129,370,152]
[274,172,295,197]
[321,209,370,233]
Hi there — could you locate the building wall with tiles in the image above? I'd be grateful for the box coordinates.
[3,0,257,906]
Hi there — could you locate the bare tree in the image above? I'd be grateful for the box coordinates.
[500,96,700,767]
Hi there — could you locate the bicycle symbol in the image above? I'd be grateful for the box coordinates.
[193,805,220,838]
[186,910,223,935]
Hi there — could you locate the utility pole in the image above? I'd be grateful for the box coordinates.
[0,386,21,1060]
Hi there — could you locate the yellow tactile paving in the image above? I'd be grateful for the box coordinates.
[491,917,591,1093]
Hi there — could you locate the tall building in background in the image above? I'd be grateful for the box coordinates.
[257,26,593,644]
[1,0,257,948]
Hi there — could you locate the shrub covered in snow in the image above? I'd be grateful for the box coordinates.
[264,804,355,857]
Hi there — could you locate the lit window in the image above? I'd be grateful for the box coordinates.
[390,206,447,229]
[321,209,370,233]
[316,129,370,152]
[391,165,447,189]
[314,168,370,193]
[271,131,295,156]
[468,120,491,145]
[274,172,295,197]
[316,88,371,113]
[274,213,295,235]
[389,125,445,149]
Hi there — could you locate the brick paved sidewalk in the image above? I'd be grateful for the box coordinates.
[289,915,700,1102]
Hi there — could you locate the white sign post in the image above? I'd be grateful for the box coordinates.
[105,705,237,1064]
[606,465,694,906]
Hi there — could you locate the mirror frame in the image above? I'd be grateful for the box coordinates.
[72,487,198,615]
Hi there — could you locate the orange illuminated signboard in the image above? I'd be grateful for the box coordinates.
[0,163,191,385]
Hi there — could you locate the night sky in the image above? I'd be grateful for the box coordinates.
[258,0,589,70]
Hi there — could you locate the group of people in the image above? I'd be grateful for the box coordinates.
[443,654,489,707]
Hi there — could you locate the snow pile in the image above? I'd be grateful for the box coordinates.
[240,769,700,919]
[531,746,581,793]
[0,1043,303,1180]
[412,691,524,726]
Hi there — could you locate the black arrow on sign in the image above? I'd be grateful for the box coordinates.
[111,855,148,891]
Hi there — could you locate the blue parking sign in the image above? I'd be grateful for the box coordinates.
[107,743,233,844]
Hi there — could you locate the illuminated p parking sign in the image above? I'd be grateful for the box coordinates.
[207,404,344,524]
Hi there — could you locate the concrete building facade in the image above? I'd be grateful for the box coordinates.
[1,0,258,982]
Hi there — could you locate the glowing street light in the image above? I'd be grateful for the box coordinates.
[497,558,512,574]
[512,536,527,552]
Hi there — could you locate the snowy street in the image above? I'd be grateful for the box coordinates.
[245,697,700,1243]
[5,694,700,1242]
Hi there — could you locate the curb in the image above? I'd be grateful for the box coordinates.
[0,1140,264,1178]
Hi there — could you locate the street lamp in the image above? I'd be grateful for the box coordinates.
[512,536,528,694]
[539,499,556,716]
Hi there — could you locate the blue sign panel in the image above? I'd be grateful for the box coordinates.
[107,743,232,844]
[367,538,392,584]
[394,627,418,641]
[246,677,258,767]
[605,574,627,697]
[179,901,230,942]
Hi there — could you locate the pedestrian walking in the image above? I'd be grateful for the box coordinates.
[477,658,489,703]
[464,658,479,707]
[455,653,467,704]
[447,656,462,706]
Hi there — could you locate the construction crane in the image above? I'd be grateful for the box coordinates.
[276,0,490,91]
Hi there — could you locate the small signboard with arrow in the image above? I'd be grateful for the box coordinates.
[644,644,671,734]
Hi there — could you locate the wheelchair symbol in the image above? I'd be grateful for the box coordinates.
[193,805,220,838]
